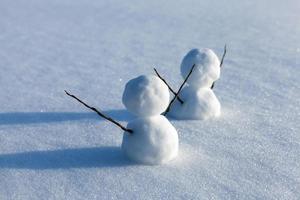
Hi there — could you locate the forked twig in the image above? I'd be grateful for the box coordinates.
[164,64,195,115]
[154,68,184,104]
[65,90,133,134]
[211,44,227,89]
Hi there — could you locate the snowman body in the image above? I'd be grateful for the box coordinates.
[169,48,221,120]
[122,75,178,165]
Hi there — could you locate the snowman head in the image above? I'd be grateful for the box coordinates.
[122,75,170,117]
[181,48,220,88]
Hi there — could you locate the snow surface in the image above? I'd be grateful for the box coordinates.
[0,0,300,199]
[122,115,178,165]
[180,48,220,88]
[168,86,221,120]
[122,75,169,117]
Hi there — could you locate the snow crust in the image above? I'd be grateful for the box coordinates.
[0,0,300,199]
[122,75,169,116]
[122,115,178,165]
[168,86,221,120]
[181,48,220,88]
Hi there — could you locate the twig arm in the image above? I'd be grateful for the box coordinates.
[164,64,195,115]
[154,68,184,104]
[220,44,227,68]
[211,44,227,89]
[65,90,133,134]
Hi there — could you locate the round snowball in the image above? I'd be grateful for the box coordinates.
[122,75,170,117]
[181,48,220,88]
[168,86,221,120]
[122,115,178,165]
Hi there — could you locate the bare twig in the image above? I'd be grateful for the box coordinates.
[154,68,184,104]
[220,44,227,68]
[211,44,227,89]
[164,64,195,115]
[65,90,133,134]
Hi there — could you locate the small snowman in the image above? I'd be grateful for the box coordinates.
[122,75,178,164]
[168,48,222,120]
[65,75,178,165]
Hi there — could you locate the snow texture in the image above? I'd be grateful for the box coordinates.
[0,0,300,199]
[168,86,221,120]
[181,48,220,88]
[122,75,170,116]
[122,115,178,165]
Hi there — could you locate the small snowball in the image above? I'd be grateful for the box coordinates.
[181,48,220,88]
[168,86,221,120]
[122,75,170,117]
[122,115,178,165]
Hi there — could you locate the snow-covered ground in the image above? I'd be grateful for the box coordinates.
[0,0,299,199]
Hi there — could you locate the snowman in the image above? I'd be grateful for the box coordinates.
[65,74,178,165]
[122,75,178,164]
[168,48,222,120]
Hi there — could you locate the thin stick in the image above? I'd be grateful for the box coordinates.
[220,44,227,68]
[211,44,227,89]
[164,64,195,115]
[154,68,184,104]
[65,90,133,134]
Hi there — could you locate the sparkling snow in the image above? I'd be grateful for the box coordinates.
[0,0,299,199]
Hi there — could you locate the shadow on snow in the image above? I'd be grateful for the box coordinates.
[0,146,137,169]
[0,109,134,125]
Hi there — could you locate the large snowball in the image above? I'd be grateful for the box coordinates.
[181,48,220,88]
[168,86,221,120]
[122,75,170,117]
[122,115,178,165]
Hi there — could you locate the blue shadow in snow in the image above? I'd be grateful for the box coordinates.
[0,109,135,125]
[0,146,136,169]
